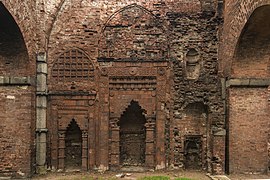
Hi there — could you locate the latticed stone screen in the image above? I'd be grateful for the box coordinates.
[52,49,94,82]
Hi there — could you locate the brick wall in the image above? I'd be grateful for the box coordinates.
[2,0,270,177]
[229,88,269,174]
[231,5,270,78]
[220,0,270,76]
[44,0,223,173]
[0,1,36,178]
[0,87,34,177]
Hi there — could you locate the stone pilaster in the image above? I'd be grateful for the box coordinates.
[36,53,48,174]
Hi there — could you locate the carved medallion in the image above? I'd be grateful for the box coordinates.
[158,67,165,76]
[101,68,108,76]
[129,67,137,76]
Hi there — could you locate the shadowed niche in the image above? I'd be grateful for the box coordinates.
[65,119,82,169]
[119,100,146,166]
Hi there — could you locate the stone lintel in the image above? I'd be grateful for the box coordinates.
[0,76,31,85]
[226,78,270,87]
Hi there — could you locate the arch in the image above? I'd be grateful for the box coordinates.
[182,102,209,170]
[51,48,94,82]
[232,5,270,77]
[118,100,147,119]
[185,48,201,80]
[118,100,147,166]
[0,2,29,75]
[0,1,33,57]
[220,0,270,76]
[184,136,202,170]
[101,4,167,33]
[184,102,208,116]
[47,0,69,46]
[65,119,82,169]
[98,4,168,61]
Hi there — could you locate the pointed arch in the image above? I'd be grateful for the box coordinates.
[101,3,167,33]
[0,2,29,75]
[0,1,34,58]
[66,119,82,131]
[119,100,147,166]
[220,0,270,76]
[47,0,69,46]
[65,119,82,169]
[119,100,147,120]
[98,4,168,61]
[51,48,95,82]
[232,5,270,77]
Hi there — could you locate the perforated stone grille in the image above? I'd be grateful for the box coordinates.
[52,49,94,82]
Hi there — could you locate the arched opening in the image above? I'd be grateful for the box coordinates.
[233,5,270,77]
[0,2,29,75]
[119,101,146,166]
[184,136,202,170]
[98,4,167,61]
[185,48,201,80]
[182,102,208,170]
[65,119,82,169]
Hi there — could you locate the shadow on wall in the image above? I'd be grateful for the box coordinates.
[233,5,270,78]
[0,2,29,76]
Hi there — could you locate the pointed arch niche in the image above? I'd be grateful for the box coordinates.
[98,4,168,61]
[109,100,156,169]
[65,119,82,169]
[58,118,88,171]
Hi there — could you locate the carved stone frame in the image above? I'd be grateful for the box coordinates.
[109,113,156,168]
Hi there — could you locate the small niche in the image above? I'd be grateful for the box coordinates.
[185,49,200,80]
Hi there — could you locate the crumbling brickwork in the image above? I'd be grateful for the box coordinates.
[0,0,270,178]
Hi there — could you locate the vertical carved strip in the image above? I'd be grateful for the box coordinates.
[82,130,88,171]
[109,117,120,168]
[58,131,65,170]
[145,115,156,167]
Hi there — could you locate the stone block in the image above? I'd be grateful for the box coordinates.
[36,96,47,108]
[37,63,48,74]
[37,53,46,63]
[36,108,47,129]
[226,79,249,87]
[249,79,270,86]
[37,74,47,92]
[10,76,31,85]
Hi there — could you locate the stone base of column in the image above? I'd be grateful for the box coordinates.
[36,165,47,175]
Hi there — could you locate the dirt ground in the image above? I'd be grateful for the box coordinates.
[32,170,211,180]
[228,173,270,180]
[30,170,270,180]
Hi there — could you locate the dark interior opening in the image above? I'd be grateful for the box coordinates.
[233,5,270,77]
[119,100,146,166]
[0,2,28,75]
[184,136,202,170]
[65,119,82,169]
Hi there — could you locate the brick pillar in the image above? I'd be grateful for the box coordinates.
[155,108,166,169]
[145,115,155,167]
[155,67,167,169]
[82,130,88,171]
[58,131,65,170]
[36,53,48,174]
[98,76,109,171]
